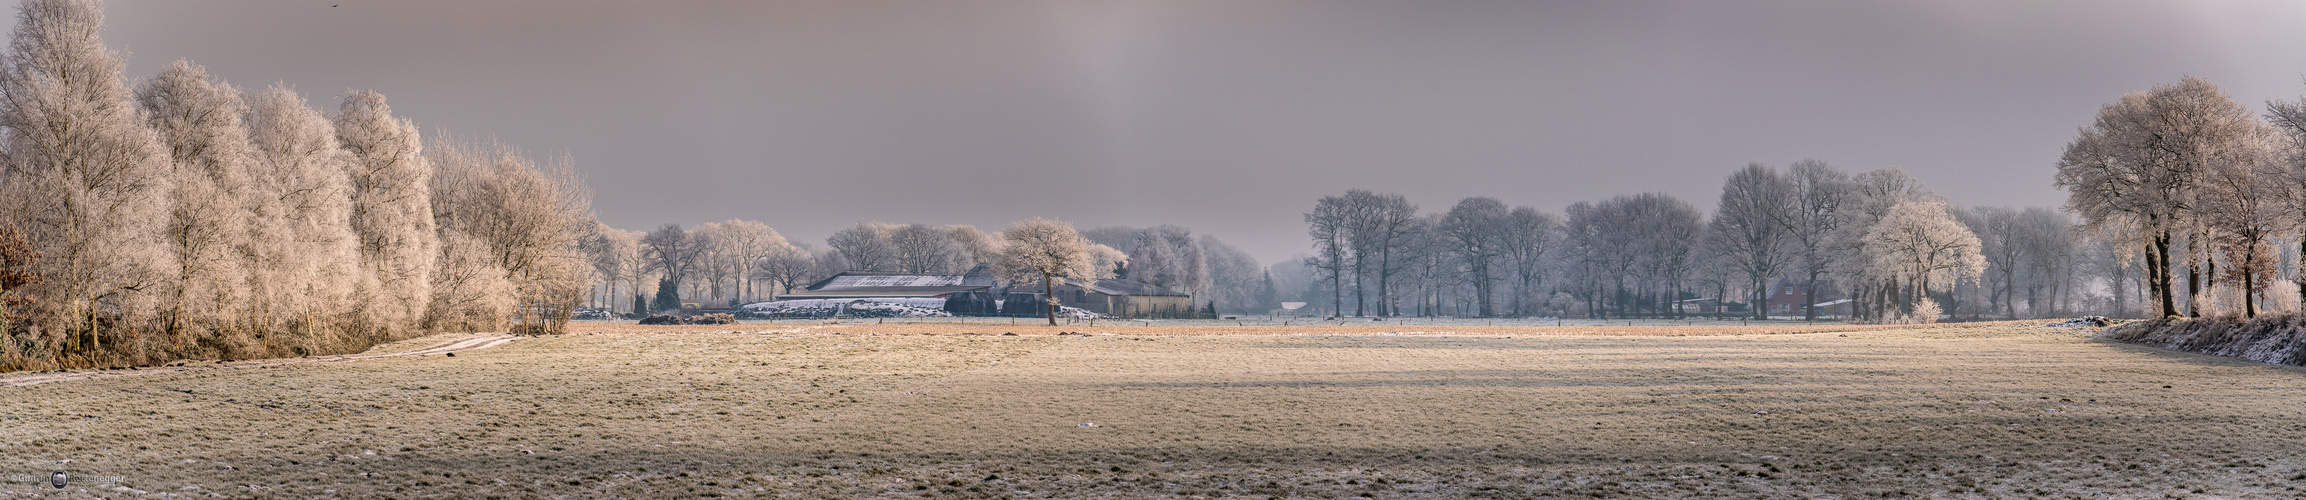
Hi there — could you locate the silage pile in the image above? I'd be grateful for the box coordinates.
[2100,315,2306,366]
[742,298,955,318]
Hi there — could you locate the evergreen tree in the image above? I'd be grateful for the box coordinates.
[1255,270,1280,311]
[652,278,680,313]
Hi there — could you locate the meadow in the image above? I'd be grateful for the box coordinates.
[1,321,2302,498]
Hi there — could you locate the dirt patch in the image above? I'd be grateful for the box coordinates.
[2,324,2301,498]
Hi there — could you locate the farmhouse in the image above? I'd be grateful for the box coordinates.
[1762,276,1845,318]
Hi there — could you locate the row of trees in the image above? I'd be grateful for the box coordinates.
[2056,76,2306,319]
[1296,76,2306,323]
[0,0,594,369]
[581,218,1298,317]
[1298,165,2107,322]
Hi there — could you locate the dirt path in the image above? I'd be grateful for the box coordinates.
[0,333,520,388]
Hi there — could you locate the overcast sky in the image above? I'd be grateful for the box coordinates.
[75,0,2306,264]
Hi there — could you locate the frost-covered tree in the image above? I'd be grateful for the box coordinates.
[336,90,435,335]
[426,136,593,333]
[996,218,1097,325]
[137,60,253,345]
[1828,169,1932,322]
[1866,199,1985,323]
[1127,225,1207,300]
[2195,128,2281,317]
[1199,235,1261,313]
[943,225,1000,273]
[243,85,360,353]
[582,223,642,314]
[0,0,175,363]
[2055,77,2259,319]
[2262,82,2306,307]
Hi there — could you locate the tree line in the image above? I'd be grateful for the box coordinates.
[585,220,1285,318]
[1298,76,2306,323]
[0,0,593,369]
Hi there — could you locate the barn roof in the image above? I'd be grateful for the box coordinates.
[806,272,965,290]
[1036,278,1187,297]
[777,285,991,299]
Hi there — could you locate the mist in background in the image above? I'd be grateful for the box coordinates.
[76,0,2306,263]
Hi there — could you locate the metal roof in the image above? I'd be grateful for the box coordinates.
[809,272,964,290]
[776,285,990,299]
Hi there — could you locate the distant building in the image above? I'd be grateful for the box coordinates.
[770,265,1000,315]
[1762,276,1844,318]
[1039,278,1193,318]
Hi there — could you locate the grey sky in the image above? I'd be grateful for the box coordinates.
[79,0,2306,264]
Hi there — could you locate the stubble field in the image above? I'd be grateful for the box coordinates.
[3,321,2304,498]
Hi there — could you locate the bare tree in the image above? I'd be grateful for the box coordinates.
[1305,196,1351,315]
[752,241,817,297]
[1351,192,1418,317]
[995,218,1097,325]
[1962,207,2024,318]
[827,222,896,272]
[1776,160,1852,320]
[1498,206,1563,317]
[639,224,702,306]
[889,223,957,275]
[1440,197,1507,317]
[1706,164,1795,320]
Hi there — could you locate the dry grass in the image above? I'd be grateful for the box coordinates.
[569,318,2035,337]
[2,323,2303,498]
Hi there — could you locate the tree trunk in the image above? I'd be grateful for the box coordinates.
[1043,271,1057,326]
[2152,233,2178,318]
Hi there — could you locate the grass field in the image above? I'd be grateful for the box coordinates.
[3,322,2304,498]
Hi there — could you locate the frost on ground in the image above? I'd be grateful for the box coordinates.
[2,324,2303,498]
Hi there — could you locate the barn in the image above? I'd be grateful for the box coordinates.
[1039,278,1193,318]
[762,266,1001,316]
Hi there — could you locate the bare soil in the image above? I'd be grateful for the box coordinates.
[2,323,2303,498]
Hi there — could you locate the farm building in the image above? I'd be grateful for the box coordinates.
[765,266,1000,316]
[1038,278,1193,318]
[1762,276,1844,318]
